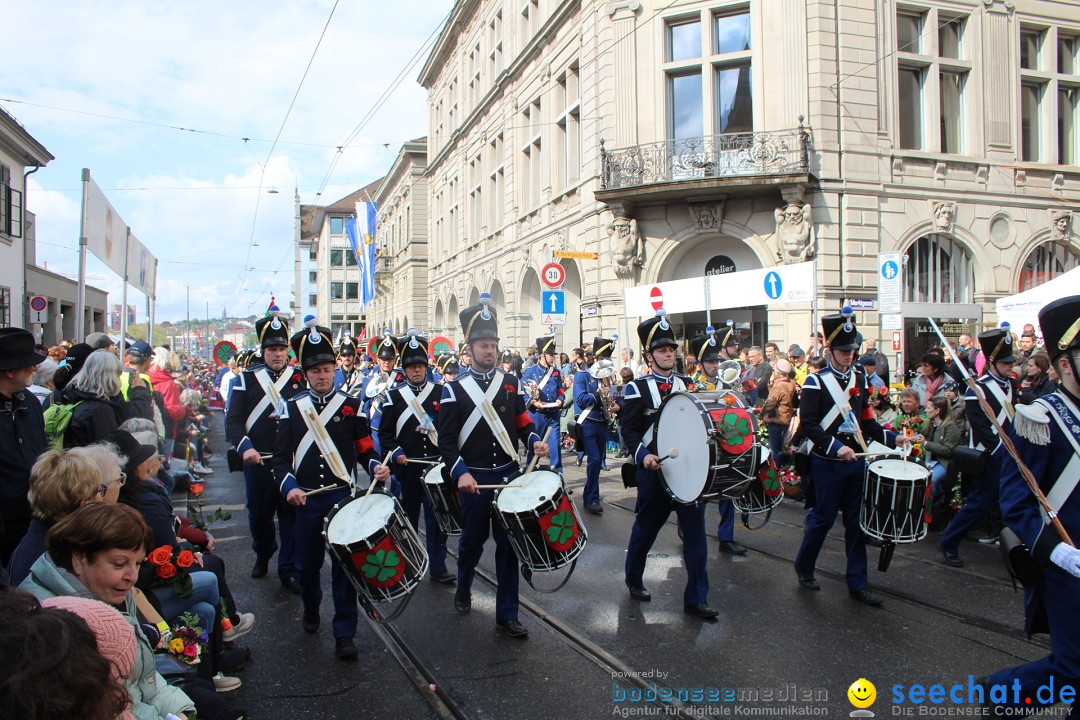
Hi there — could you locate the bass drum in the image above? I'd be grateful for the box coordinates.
[654,390,759,504]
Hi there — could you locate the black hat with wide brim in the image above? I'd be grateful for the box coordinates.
[0,328,47,370]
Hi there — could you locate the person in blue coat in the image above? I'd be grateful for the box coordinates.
[523,335,565,473]
[574,336,618,514]
[983,295,1080,711]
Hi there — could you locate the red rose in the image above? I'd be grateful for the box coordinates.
[189,482,205,497]
[148,546,172,566]
[341,406,355,417]
[504,384,516,393]
[292,373,302,383]
[434,402,441,412]
[746,379,756,389]
[176,550,196,569]
[659,383,672,391]
[686,382,695,392]
[849,388,860,397]
[157,562,177,579]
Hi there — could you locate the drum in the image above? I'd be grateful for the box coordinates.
[860,458,931,544]
[494,470,587,573]
[654,390,759,504]
[732,446,784,517]
[323,493,429,603]
[422,462,461,537]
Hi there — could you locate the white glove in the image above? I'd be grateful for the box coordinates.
[1050,543,1080,579]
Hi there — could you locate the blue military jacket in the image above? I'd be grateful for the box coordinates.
[379,378,441,462]
[798,363,895,458]
[522,362,564,414]
[573,370,607,425]
[224,364,306,455]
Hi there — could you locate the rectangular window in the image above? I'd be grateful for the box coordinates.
[1021,30,1042,70]
[345,282,359,300]
[1060,86,1078,165]
[716,65,752,134]
[898,67,924,149]
[896,12,923,53]
[940,71,964,154]
[0,287,9,326]
[0,182,23,238]
[556,65,581,189]
[938,18,962,59]
[344,249,357,266]
[309,293,318,307]
[1060,35,1078,75]
[670,72,704,140]
[330,249,344,266]
[330,282,344,300]
[1021,82,1042,161]
[329,217,344,235]
[714,11,750,54]
[309,271,317,283]
[668,19,701,61]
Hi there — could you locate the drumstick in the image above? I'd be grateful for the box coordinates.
[656,448,680,464]
[853,451,901,457]
[364,450,395,498]
[302,484,344,498]
[404,458,442,465]
[523,427,553,474]
[474,428,553,489]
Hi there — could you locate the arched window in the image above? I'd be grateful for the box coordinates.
[1018,241,1080,292]
[903,234,974,304]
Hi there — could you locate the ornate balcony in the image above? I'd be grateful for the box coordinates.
[597,124,812,205]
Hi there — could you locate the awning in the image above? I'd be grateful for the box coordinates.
[995,265,1080,333]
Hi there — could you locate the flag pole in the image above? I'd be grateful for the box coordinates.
[120,227,130,354]
[76,169,90,340]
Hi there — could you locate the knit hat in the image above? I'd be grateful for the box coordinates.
[42,596,137,690]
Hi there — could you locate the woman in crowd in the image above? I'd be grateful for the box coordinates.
[7,446,122,585]
[149,347,186,460]
[20,503,199,720]
[0,589,132,720]
[62,350,127,448]
[27,357,58,404]
[910,352,956,404]
[921,396,962,495]
[942,384,967,438]
[761,359,797,466]
[1020,353,1056,399]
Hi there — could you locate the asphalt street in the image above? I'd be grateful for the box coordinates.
[190,413,1060,719]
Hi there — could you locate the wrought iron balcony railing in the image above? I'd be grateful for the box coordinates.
[600,124,810,191]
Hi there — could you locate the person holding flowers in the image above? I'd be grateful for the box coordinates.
[921,396,962,496]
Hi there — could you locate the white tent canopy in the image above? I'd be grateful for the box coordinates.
[995,265,1080,334]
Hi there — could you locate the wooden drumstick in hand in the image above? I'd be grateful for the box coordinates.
[656,448,680,464]
[364,451,395,497]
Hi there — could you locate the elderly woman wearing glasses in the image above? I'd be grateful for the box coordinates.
[7,445,125,585]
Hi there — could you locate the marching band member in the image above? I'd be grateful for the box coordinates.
[360,330,401,455]
[690,329,746,556]
[573,336,618,515]
[523,335,564,474]
[437,293,547,639]
[333,334,363,394]
[985,295,1080,709]
[224,309,305,590]
[793,308,906,605]
[938,326,1020,567]
[436,353,459,384]
[274,320,389,660]
[378,330,455,584]
[622,309,718,619]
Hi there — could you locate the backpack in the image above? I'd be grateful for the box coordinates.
[43,401,83,450]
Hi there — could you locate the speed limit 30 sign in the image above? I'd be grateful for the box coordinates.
[541,262,566,289]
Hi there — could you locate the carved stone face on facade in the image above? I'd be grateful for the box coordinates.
[933,201,956,230]
[1052,211,1073,240]
[689,202,724,231]
[774,202,814,264]
[608,214,644,279]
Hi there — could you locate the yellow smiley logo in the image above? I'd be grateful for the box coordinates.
[847,678,876,709]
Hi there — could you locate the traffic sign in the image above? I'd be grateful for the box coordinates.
[212,341,238,366]
[28,295,48,324]
[553,250,598,260]
[541,262,566,288]
[649,287,664,311]
[892,331,902,352]
[878,252,902,313]
[763,271,783,300]
[541,290,566,325]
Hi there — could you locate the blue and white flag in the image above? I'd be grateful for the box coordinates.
[355,201,378,306]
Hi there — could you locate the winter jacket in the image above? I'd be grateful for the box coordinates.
[20,553,196,720]
[149,367,185,437]
[0,389,47,556]
[60,386,125,449]
[923,419,962,465]
[6,517,51,586]
[761,377,796,427]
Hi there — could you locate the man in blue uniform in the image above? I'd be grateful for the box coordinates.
[333,334,363,394]
[274,320,389,660]
[938,326,1019,567]
[690,329,747,556]
[793,307,905,605]
[984,295,1080,710]
[224,311,305,589]
[574,336,618,515]
[623,309,717,619]
[360,331,401,455]
[523,335,564,473]
[435,353,459,384]
[379,330,455,585]
[437,293,548,638]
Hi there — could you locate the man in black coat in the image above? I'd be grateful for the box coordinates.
[0,328,48,565]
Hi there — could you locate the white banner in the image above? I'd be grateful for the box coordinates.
[623,261,816,317]
[82,172,128,278]
[126,231,157,298]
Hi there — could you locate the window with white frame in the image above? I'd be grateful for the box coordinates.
[904,234,975,304]
[469,154,483,241]
[1019,25,1080,164]
[1,164,23,238]
[556,63,581,191]
[662,7,753,141]
[520,0,538,45]
[488,133,505,230]
[468,42,481,107]
[520,98,542,209]
[489,10,504,78]
[896,8,971,154]
[448,176,459,248]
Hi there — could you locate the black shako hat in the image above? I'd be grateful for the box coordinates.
[290,319,336,370]
[637,309,678,352]
[690,327,722,363]
[398,329,429,367]
[535,336,556,355]
[436,353,459,374]
[592,336,617,359]
[255,307,290,349]
[822,306,860,351]
[374,330,399,361]
[979,325,1018,365]
[460,292,499,343]
[338,334,358,356]
[1040,295,1080,361]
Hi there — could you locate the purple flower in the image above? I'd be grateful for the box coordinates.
[198,631,209,644]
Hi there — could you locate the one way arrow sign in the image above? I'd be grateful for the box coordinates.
[541,290,566,325]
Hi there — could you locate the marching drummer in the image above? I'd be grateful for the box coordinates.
[224,307,305,590]
[333,333,363,395]
[360,330,402,455]
[573,335,619,515]
[437,292,547,639]
[622,309,718,620]
[793,307,907,605]
[274,319,390,661]
[522,335,565,473]
[690,329,746,557]
[435,353,459,384]
[378,329,456,585]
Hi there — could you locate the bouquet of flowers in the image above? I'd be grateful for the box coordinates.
[147,545,196,598]
[165,612,208,665]
[187,481,232,531]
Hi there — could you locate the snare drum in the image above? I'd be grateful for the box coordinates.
[654,391,759,503]
[860,459,931,544]
[422,462,461,537]
[323,493,429,603]
[494,470,587,573]
[732,446,784,516]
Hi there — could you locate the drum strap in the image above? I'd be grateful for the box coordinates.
[521,559,578,594]
[295,394,350,481]
[642,375,686,447]
[397,383,438,443]
[246,367,291,432]
[1038,394,1080,517]
[458,373,519,457]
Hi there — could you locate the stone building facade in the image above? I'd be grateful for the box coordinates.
[417,0,1079,367]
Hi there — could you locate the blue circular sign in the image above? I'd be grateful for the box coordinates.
[881,260,899,280]
[763,271,782,300]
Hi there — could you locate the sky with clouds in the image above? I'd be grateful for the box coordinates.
[3,1,450,323]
